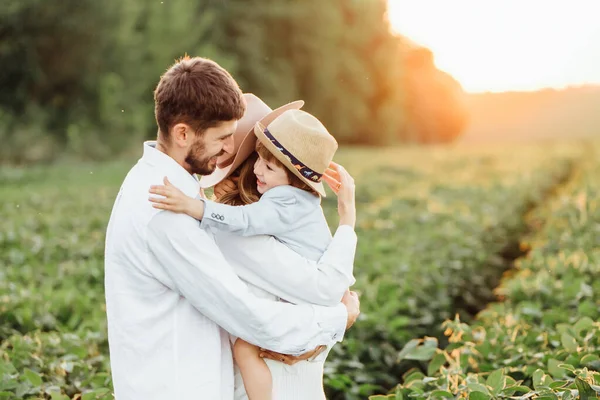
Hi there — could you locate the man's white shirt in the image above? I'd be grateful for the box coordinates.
[104,142,356,399]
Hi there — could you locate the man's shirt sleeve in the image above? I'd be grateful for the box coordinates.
[229,225,357,307]
[146,211,347,354]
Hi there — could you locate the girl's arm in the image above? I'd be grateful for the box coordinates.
[149,178,311,236]
[149,177,206,219]
[220,162,358,307]
[201,162,356,235]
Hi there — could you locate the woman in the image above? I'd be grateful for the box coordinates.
[201,94,358,399]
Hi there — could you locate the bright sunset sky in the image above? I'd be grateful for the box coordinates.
[387,0,600,93]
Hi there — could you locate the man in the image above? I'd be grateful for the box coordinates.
[104,56,360,399]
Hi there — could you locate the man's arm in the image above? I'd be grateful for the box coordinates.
[200,186,311,236]
[147,211,351,355]
[221,225,357,307]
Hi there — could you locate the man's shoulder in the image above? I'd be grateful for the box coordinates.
[111,164,193,224]
[146,211,221,265]
[149,210,201,233]
[123,160,199,196]
[119,161,158,194]
[149,211,216,243]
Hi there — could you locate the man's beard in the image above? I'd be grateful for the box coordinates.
[185,139,224,176]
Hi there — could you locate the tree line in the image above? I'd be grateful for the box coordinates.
[0,0,468,164]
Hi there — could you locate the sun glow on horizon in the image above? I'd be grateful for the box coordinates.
[388,0,600,93]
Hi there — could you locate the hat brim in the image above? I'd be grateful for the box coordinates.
[253,122,327,197]
[200,100,304,189]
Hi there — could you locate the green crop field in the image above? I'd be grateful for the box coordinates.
[1,141,599,400]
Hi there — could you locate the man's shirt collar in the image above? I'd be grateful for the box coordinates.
[142,140,200,198]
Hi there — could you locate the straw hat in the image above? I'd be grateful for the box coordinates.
[200,94,304,188]
[254,109,338,197]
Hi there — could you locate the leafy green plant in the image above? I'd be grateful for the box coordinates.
[0,143,589,399]
[371,143,600,399]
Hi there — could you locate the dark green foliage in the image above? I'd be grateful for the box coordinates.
[0,0,467,164]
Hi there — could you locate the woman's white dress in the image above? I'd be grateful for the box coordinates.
[232,283,329,400]
[207,192,357,400]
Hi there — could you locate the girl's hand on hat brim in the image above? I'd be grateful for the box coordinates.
[323,162,343,194]
[325,162,341,182]
[322,173,341,194]
[324,162,356,228]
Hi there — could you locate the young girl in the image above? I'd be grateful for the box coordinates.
[149,109,355,400]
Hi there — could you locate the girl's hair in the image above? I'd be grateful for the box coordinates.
[255,141,318,196]
[216,142,318,206]
[216,153,261,206]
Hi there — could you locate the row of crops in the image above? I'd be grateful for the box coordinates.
[322,145,580,399]
[1,163,125,400]
[370,143,600,399]
[0,143,593,399]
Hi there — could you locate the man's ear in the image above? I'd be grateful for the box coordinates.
[171,123,192,147]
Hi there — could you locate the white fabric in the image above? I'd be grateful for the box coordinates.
[215,226,356,399]
[104,141,350,400]
[228,282,329,400]
[232,359,326,400]
[206,184,357,399]
[216,226,356,307]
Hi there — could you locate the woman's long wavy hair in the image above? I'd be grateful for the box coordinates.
[216,152,261,206]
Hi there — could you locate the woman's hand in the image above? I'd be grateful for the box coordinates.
[213,177,238,200]
[322,162,356,228]
[149,176,205,220]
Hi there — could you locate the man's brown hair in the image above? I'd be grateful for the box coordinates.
[154,56,245,139]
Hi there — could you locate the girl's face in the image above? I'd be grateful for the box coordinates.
[253,154,290,194]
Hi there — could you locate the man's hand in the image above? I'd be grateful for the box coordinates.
[258,291,359,365]
[342,290,360,329]
[258,345,327,366]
